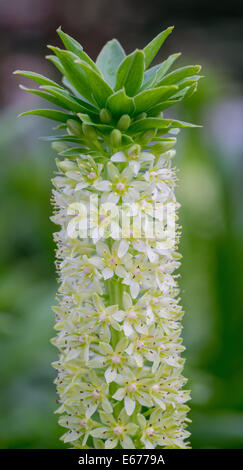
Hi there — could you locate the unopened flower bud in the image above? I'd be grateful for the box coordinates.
[99,108,112,124]
[51,142,70,154]
[154,111,164,118]
[127,144,141,158]
[134,112,147,121]
[82,123,97,139]
[140,129,156,145]
[163,149,176,159]
[110,129,121,148]
[67,119,83,137]
[153,138,177,154]
[117,114,131,131]
[56,159,77,173]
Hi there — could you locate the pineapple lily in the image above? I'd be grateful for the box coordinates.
[15,26,201,449]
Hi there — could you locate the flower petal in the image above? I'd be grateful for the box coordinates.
[113,310,124,322]
[102,396,113,413]
[140,151,155,161]
[126,422,138,435]
[62,430,81,443]
[117,240,129,258]
[90,427,110,438]
[94,180,111,191]
[105,367,117,383]
[129,161,140,175]
[102,268,114,280]
[112,388,126,401]
[123,321,133,337]
[86,402,98,419]
[111,151,126,162]
[107,162,119,180]
[121,435,135,449]
[125,396,135,416]
[130,280,140,299]
[96,241,109,257]
[75,182,89,191]
[153,396,166,410]
[105,437,118,449]
[115,265,127,278]
[106,193,120,204]
[137,413,146,428]
[123,292,132,309]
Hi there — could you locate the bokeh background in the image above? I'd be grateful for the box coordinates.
[0,0,243,449]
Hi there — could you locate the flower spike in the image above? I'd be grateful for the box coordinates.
[15,26,201,449]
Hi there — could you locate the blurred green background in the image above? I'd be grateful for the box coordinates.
[0,0,243,449]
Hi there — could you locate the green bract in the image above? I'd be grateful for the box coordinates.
[15,25,201,146]
[16,26,201,449]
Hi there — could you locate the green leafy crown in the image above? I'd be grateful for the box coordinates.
[14,26,201,157]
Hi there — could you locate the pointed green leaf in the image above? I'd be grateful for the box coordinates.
[60,77,100,114]
[62,76,76,95]
[59,146,88,156]
[46,55,65,75]
[13,70,60,87]
[40,135,82,143]
[154,53,181,83]
[19,85,67,109]
[170,119,201,129]
[18,109,77,123]
[78,113,113,134]
[143,26,174,69]
[147,100,180,115]
[151,137,177,151]
[157,65,201,86]
[57,27,83,56]
[128,117,172,134]
[41,85,99,115]
[106,89,135,117]
[115,50,145,97]
[122,134,133,145]
[77,113,94,125]
[54,123,67,130]
[183,82,198,100]
[96,39,126,88]
[134,86,178,114]
[141,64,161,90]
[48,47,94,104]
[79,50,101,74]
[57,27,100,74]
[175,77,201,95]
[169,81,200,101]
[178,77,200,88]
[74,60,113,108]
[140,52,181,91]
[19,83,99,117]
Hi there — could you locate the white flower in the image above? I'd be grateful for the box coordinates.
[122,255,153,299]
[78,370,113,418]
[101,162,151,204]
[90,409,138,449]
[117,292,150,336]
[89,338,129,384]
[51,146,190,449]
[95,240,132,280]
[111,150,154,175]
[113,367,154,414]
[66,202,88,238]
[90,200,121,242]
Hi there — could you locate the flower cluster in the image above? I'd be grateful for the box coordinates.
[16,26,201,448]
[50,145,190,448]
